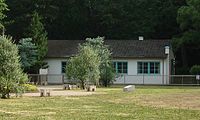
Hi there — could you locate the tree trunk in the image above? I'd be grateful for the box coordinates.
[1,88,10,99]
[80,80,85,89]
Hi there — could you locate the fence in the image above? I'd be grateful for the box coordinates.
[27,74,200,86]
[115,75,200,85]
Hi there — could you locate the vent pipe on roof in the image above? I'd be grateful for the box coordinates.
[139,36,144,41]
[165,46,170,54]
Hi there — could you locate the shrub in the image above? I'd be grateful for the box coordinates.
[0,36,28,99]
[22,84,38,92]
[190,65,200,75]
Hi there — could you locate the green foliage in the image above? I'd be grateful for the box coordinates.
[0,36,28,99]
[172,0,200,72]
[67,45,100,89]
[84,37,115,87]
[18,38,38,72]
[6,0,183,40]
[22,84,38,92]
[100,64,115,87]
[190,65,200,75]
[27,11,48,71]
[0,0,8,31]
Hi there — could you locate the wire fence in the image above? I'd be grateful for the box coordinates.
[115,75,200,85]
[27,74,200,86]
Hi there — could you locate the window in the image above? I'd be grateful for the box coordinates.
[113,62,128,74]
[137,62,160,74]
[61,61,67,73]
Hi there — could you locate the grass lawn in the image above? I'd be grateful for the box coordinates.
[1,86,200,120]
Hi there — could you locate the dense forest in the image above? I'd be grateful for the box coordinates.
[1,0,200,74]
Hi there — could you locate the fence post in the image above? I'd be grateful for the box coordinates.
[62,74,64,84]
[124,75,125,85]
[181,75,183,85]
[143,74,144,85]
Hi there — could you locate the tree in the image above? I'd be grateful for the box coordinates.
[0,36,28,99]
[27,11,48,72]
[66,45,100,89]
[18,38,38,72]
[83,37,115,87]
[0,0,8,35]
[190,65,200,75]
[5,0,185,40]
[100,64,115,87]
[173,0,200,74]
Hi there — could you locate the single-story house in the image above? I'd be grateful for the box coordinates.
[45,38,174,85]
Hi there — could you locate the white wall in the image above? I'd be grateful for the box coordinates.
[113,58,170,84]
[45,57,170,84]
[44,58,67,84]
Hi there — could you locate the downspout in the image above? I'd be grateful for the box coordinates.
[162,59,164,84]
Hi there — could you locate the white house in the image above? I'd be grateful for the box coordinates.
[45,38,174,85]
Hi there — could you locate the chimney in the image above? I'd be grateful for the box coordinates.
[139,36,144,41]
[165,46,169,54]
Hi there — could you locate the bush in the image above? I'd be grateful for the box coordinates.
[190,65,200,75]
[22,84,38,92]
[0,36,28,99]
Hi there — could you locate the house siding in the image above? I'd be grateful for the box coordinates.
[44,58,67,84]
[45,57,170,84]
[113,58,169,84]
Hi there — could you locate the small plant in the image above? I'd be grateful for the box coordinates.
[190,65,200,75]
[22,84,38,92]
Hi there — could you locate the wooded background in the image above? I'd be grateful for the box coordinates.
[3,0,200,74]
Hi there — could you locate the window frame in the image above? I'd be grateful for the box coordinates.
[113,61,128,74]
[137,61,160,75]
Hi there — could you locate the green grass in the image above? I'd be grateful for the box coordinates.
[1,86,200,120]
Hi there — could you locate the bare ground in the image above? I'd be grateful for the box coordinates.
[11,85,100,97]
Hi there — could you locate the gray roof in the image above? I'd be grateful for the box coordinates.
[47,40,170,59]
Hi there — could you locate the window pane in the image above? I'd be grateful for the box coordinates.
[123,62,127,73]
[150,62,155,74]
[62,62,67,73]
[117,62,122,73]
[118,62,122,69]
[155,62,160,74]
[138,62,143,74]
[143,62,148,74]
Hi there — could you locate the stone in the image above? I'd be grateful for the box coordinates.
[86,85,96,92]
[63,84,72,90]
[123,85,135,92]
[40,88,52,97]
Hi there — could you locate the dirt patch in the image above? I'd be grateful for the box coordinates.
[136,92,200,110]
[20,90,98,97]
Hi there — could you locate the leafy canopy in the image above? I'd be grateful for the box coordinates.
[0,36,28,99]
[172,0,200,73]
[0,0,8,30]
[67,44,100,89]
[83,37,115,87]
[26,11,48,72]
[18,38,38,71]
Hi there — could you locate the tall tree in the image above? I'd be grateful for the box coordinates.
[27,11,48,72]
[0,0,8,35]
[18,38,38,72]
[0,36,28,99]
[5,0,185,40]
[83,37,115,86]
[173,0,200,74]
